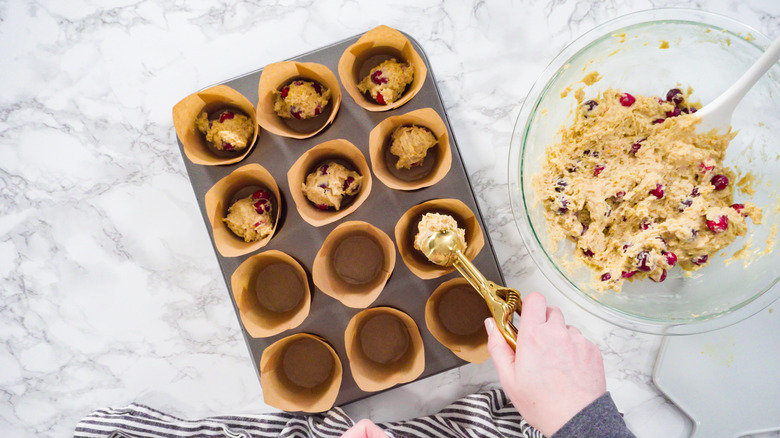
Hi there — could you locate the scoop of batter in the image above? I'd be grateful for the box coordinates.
[301,162,362,211]
[357,59,414,105]
[195,109,254,151]
[390,125,437,169]
[223,190,274,242]
[533,88,762,291]
[413,213,467,254]
[274,80,331,119]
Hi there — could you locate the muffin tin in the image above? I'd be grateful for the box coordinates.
[174,29,505,409]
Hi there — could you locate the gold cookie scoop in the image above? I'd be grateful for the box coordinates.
[420,230,521,350]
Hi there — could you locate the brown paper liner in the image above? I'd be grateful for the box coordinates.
[337,25,427,112]
[172,84,259,166]
[368,108,452,190]
[312,221,396,309]
[344,307,424,392]
[204,163,282,257]
[230,250,311,338]
[425,278,490,363]
[394,198,485,279]
[256,61,342,139]
[286,139,372,227]
[259,333,342,413]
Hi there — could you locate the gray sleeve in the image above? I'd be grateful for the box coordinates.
[550,392,635,438]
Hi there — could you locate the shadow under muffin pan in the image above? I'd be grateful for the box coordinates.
[173,29,506,410]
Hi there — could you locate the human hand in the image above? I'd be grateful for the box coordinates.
[485,292,607,437]
[341,419,390,438]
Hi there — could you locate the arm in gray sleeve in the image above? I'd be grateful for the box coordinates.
[551,392,635,438]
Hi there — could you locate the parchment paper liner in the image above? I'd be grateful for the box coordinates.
[312,221,396,309]
[337,25,427,112]
[230,250,310,338]
[368,108,452,190]
[256,61,342,139]
[425,278,490,364]
[394,198,485,279]
[172,84,259,166]
[205,163,282,257]
[259,333,342,413]
[287,139,372,227]
[344,307,424,392]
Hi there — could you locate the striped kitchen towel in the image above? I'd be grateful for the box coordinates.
[75,388,542,438]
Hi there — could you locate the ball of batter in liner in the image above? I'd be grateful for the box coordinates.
[223,190,274,242]
[390,125,438,169]
[357,58,414,105]
[195,109,254,151]
[273,80,331,120]
[413,213,467,254]
[301,162,362,211]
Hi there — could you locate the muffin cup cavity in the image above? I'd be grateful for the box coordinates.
[172,85,259,166]
[369,108,452,190]
[344,307,424,392]
[425,278,490,363]
[205,163,282,257]
[338,25,427,112]
[312,221,396,309]
[259,333,342,413]
[257,61,342,139]
[230,250,310,338]
[395,198,485,279]
[287,139,372,227]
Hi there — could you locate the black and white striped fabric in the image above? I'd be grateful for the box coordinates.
[75,389,543,438]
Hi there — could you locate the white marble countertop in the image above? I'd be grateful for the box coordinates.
[1,1,778,437]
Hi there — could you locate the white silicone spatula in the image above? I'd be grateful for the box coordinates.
[695,35,780,133]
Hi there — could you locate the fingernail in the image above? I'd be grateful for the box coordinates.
[484,318,494,333]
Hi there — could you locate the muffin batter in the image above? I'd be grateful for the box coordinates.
[195,109,254,151]
[413,213,467,253]
[223,189,274,242]
[357,59,414,105]
[302,162,362,211]
[390,125,438,169]
[534,88,761,291]
[274,80,331,119]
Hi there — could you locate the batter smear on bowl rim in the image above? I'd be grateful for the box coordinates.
[533,88,762,291]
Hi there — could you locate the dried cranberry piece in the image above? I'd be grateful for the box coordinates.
[699,162,715,173]
[692,255,709,265]
[666,107,681,118]
[343,176,355,190]
[319,165,329,175]
[315,204,330,211]
[678,199,693,212]
[314,106,321,116]
[621,271,636,279]
[371,70,388,85]
[281,86,289,99]
[664,251,678,267]
[410,161,422,167]
[706,215,729,233]
[218,111,235,123]
[731,203,746,215]
[601,273,612,281]
[580,222,589,236]
[253,222,261,227]
[711,174,729,190]
[594,165,605,177]
[691,187,701,197]
[222,142,235,150]
[640,220,651,231]
[313,83,322,95]
[556,196,570,214]
[252,190,270,200]
[652,269,668,283]
[630,139,645,155]
[318,183,327,189]
[583,249,594,257]
[666,88,684,105]
[583,100,598,111]
[554,179,568,193]
[649,184,665,199]
[688,107,698,113]
[636,251,652,272]
[253,199,268,214]
[619,93,636,106]
[614,191,626,201]
[291,108,302,119]
[652,118,665,124]
[375,93,386,105]
[294,80,304,85]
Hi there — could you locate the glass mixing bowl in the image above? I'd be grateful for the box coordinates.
[509,9,780,335]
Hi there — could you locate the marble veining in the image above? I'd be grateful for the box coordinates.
[1,0,778,437]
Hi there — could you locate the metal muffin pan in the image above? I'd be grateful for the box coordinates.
[175,31,506,408]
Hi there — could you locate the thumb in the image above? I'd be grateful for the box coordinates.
[485,318,516,389]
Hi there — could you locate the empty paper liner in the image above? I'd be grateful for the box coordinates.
[256,61,342,139]
[337,25,427,112]
[204,163,282,257]
[172,84,259,166]
[312,221,396,309]
[230,250,311,338]
[395,198,485,279]
[369,107,452,190]
[344,307,424,392]
[259,333,342,413]
[425,278,490,364]
[287,139,372,227]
